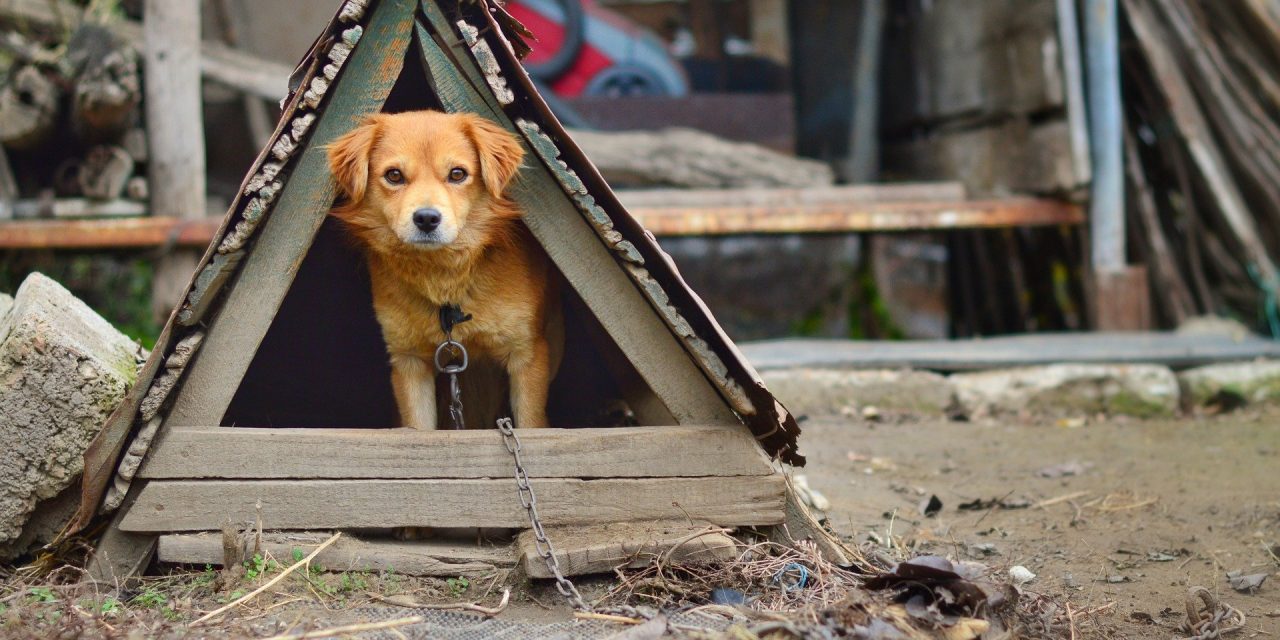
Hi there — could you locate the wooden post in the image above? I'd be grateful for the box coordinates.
[144,0,206,323]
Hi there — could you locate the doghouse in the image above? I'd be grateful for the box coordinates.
[68,0,845,583]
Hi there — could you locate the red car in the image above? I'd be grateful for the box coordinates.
[506,0,689,97]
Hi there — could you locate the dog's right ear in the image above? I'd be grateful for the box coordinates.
[327,116,381,202]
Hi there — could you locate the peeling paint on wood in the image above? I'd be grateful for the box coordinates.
[458,21,514,105]
[270,134,296,161]
[243,162,282,194]
[290,113,316,141]
[176,251,244,326]
[338,0,368,23]
[302,76,330,109]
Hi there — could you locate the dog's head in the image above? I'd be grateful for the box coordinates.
[327,110,525,250]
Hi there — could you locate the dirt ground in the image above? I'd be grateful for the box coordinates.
[799,410,1280,637]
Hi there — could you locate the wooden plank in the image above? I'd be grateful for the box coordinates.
[0,196,1080,249]
[1091,266,1152,331]
[158,531,514,578]
[120,476,787,532]
[414,16,738,426]
[517,521,738,578]
[139,425,773,480]
[630,198,1082,236]
[1124,0,1280,286]
[85,483,157,584]
[0,217,220,249]
[741,332,1280,373]
[164,0,418,428]
[617,183,967,208]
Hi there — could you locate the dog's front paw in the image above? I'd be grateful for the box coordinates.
[393,526,432,541]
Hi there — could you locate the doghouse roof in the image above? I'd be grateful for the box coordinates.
[69,0,803,535]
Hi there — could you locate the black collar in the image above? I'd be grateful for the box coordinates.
[439,304,473,336]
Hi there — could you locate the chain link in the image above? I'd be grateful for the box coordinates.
[497,417,589,611]
[434,338,468,430]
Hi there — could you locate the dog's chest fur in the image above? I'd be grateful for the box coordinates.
[365,239,547,363]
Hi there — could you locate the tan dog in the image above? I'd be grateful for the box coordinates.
[327,110,562,429]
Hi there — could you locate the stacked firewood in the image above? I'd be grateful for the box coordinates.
[0,14,147,218]
[1122,0,1280,332]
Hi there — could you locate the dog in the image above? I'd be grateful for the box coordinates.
[327,110,562,429]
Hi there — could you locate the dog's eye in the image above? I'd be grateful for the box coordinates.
[448,167,468,183]
[383,168,404,185]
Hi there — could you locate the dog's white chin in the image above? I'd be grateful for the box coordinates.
[400,226,459,249]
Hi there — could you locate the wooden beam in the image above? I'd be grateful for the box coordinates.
[119,475,787,532]
[158,531,514,578]
[626,197,1082,236]
[164,0,418,428]
[0,196,1080,250]
[517,521,738,578]
[139,425,773,480]
[0,217,220,249]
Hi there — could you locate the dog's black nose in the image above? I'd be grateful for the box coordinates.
[412,208,443,233]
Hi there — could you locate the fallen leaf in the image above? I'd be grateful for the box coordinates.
[919,495,943,517]
[942,618,990,640]
[1226,571,1267,593]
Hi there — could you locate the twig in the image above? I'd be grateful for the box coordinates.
[260,615,424,640]
[193,531,342,625]
[1035,491,1091,509]
[574,611,643,624]
[366,588,511,616]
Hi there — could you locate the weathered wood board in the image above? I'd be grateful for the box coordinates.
[158,532,514,578]
[742,332,1280,372]
[517,521,738,578]
[139,425,773,480]
[120,476,787,532]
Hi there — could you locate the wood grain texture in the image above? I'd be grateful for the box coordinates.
[414,17,738,426]
[139,425,773,480]
[158,531,514,578]
[164,0,417,428]
[119,476,787,532]
[517,521,738,578]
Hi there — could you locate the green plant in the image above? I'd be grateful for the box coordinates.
[292,548,305,563]
[27,587,55,603]
[132,588,167,609]
[244,553,279,580]
[98,598,122,617]
[446,577,470,597]
[339,570,370,593]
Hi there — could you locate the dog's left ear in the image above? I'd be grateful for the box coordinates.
[464,115,525,198]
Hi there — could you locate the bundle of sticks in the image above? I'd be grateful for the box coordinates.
[1121,0,1280,333]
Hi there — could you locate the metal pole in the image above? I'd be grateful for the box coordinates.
[1085,0,1123,272]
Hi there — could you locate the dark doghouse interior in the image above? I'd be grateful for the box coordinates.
[221,33,659,429]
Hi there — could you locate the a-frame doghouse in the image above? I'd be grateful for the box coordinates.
[67,0,845,582]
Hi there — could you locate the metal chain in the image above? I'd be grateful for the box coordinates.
[497,417,589,611]
[433,337,468,430]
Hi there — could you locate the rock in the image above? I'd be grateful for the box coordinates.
[569,127,835,189]
[1178,360,1280,409]
[951,364,1179,418]
[0,273,142,559]
[760,368,954,416]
